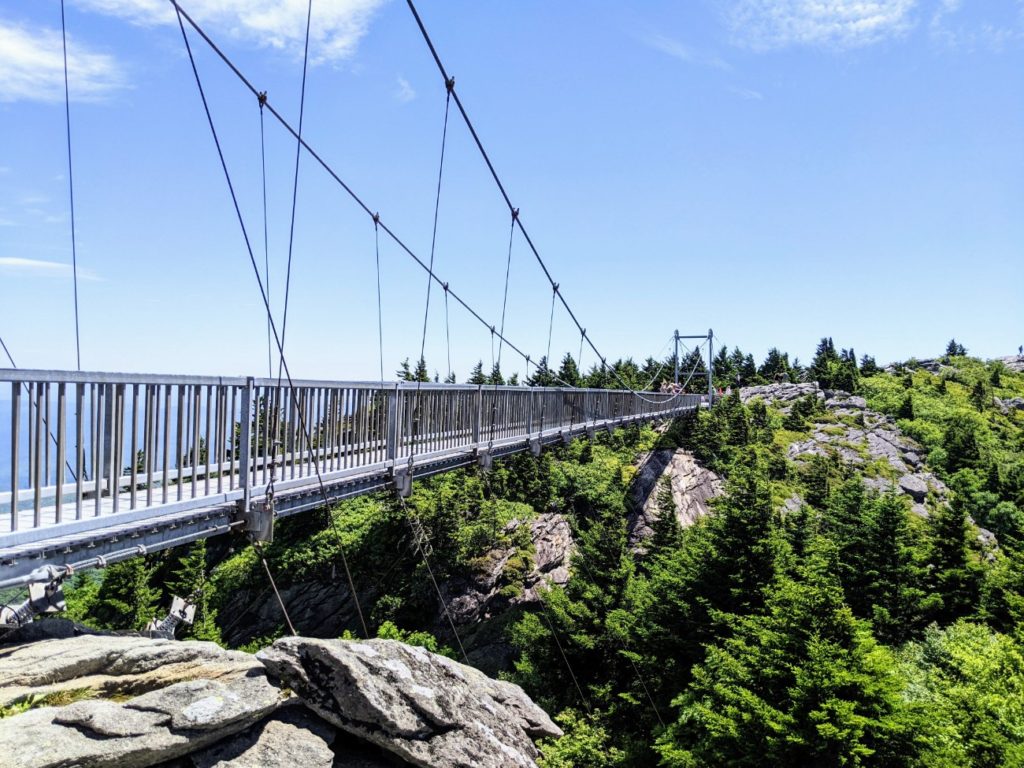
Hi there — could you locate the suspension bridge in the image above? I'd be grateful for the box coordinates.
[0,1,716,593]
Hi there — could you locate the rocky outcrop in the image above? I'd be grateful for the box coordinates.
[628,449,722,546]
[740,382,948,517]
[995,396,1024,415]
[0,667,282,768]
[739,382,822,410]
[258,637,561,768]
[996,355,1024,373]
[443,513,572,629]
[0,633,265,709]
[0,630,556,768]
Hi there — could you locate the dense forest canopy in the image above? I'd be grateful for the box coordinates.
[44,338,1024,766]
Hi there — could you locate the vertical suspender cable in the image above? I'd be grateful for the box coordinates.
[374,215,385,386]
[259,96,272,378]
[59,0,81,371]
[276,0,313,380]
[496,211,516,375]
[418,84,453,374]
[173,4,368,637]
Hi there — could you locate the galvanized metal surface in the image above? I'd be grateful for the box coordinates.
[0,369,700,587]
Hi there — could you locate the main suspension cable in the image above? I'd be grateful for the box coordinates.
[174,4,368,637]
[167,2,561,387]
[59,0,82,371]
[405,0,680,404]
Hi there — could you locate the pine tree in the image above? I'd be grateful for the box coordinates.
[647,476,682,557]
[556,353,581,387]
[758,347,791,383]
[168,540,222,642]
[92,556,161,630]
[413,356,430,383]
[486,363,504,385]
[810,337,840,388]
[397,358,413,381]
[657,540,920,767]
[927,502,983,624]
[945,339,967,358]
[861,493,929,644]
[468,361,486,385]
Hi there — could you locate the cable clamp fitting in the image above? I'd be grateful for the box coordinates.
[442,282,449,293]
[258,91,268,107]
[445,76,455,93]
[512,208,519,220]
[552,283,559,294]
[490,325,496,336]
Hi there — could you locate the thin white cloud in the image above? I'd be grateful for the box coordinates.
[75,0,387,64]
[729,85,765,100]
[641,33,731,70]
[929,0,1024,50]
[395,75,415,103]
[729,0,919,50]
[0,20,126,103]
[0,257,100,281]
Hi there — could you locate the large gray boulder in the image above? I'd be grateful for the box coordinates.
[190,704,338,768]
[0,673,282,768]
[258,637,560,768]
[0,633,263,708]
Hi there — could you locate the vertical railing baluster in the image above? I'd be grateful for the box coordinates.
[111,385,123,515]
[130,384,139,509]
[74,383,84,520]
[203,385,212,496]
[145,385,155,508]
[10,382,20,531]
[239,378,253,514]
[94,384,104,516]
[33,383,43,527]
[56,382,66,523]
[162,385,170,504]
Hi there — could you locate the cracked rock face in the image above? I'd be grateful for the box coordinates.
[0,670,281,768]
[258,637,560,768]
[739,382,822,411]
[629,449,722,546]
[0,633,264,709]
[741,382,950,515]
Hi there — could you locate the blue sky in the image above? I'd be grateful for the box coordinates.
[0,0,1022,381]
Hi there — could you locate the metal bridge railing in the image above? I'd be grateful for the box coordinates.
[1,369,698,546]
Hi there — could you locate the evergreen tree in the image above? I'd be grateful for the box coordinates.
[945,339,967,358]
[647,476,682,557]
[810,337,840,387]
[859,354,880,377]
[168,540,221,642]
[528,356,555,387]
[758,347,791,383]
[556,353,581,388]
[861,493,930,644]
[91,556,161,630]
[397,358,413,381]
[927,502,984,624]
[467,361,486,385]
[486,363,504,386]
[413,356,430,383]
[657,540,920,767]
